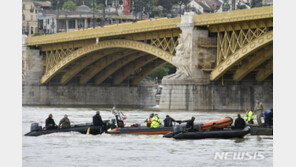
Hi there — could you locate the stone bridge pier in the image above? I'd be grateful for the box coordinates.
[159,12,273,111]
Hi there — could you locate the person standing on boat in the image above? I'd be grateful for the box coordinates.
[254,99,265,126]
[93,111,103,126]
[244,109,254,124]
[163,115,176,127]
[151,114,160,128]
[45,114,57,130]
[59,114,71,129]
[263,108,273,127]
[234,114,246,129]
[145,113,154,127]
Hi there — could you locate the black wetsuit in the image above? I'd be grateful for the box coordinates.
[45,117,57,129]
[234,117,246,129]
[186,120,194,131]
[93,114,103,126]
[265,111,273,126]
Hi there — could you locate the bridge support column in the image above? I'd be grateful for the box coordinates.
[84,19,88,29]
[75,19,78,29]
[66,19,69,32]
[171,12,213,83]
[159,12,273,111]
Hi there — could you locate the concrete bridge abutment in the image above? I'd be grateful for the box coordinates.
[159,12,273,111]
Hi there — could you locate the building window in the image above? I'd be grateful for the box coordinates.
[23,14,25,21]
[30,5,34,13]
[23,4,25,10]
[31,15,33,21]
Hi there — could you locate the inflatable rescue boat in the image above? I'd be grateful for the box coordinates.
[25,121,111,137]
[107,125,174,135]
[172,126,250,140]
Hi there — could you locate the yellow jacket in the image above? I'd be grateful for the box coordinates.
[151,115,160,128]
[244,110,254,123]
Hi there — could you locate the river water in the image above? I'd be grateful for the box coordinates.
[22,106,273,167]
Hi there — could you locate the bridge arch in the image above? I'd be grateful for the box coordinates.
[41,39,176,84]
[210,30,273,81]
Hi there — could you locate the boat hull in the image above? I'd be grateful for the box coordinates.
[25,125,103,137]
[107,126,173,135]
[173,127,250,140]
[249,125,273,135]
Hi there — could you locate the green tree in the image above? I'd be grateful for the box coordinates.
[251,0,262,8]
[237,4,247,9]
[172,0,190,15]
[96,3,105,10]
[222,0,230,11]
[63,0,77,11]
[148,63,176,83]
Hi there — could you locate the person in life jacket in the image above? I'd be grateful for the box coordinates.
[163,115,175,127]
[145,113,154,127]
[151,114,161,128]
[244,109,254,124]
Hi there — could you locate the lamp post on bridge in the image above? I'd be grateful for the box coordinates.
[56,0,60,33]
[93,0,95,28]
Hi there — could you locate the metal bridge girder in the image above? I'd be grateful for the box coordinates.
[94,52,147,85]
[60,49,120,84]
[210,30,273,81]
[256,59,273,82]
[131,59,166,86]
[233,45,273,81]
[40,39,176,84]
[79,50,139,84]
[112,55,157,85]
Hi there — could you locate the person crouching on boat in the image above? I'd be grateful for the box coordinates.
[163,115,175,127]
[45,114,57,130]
[234,114,246,129]
[59,114,71,129]
[151,114,161,128]
[145,113,154,127]
[93,111,103,126]
[244,109,254,124]
[186,117,195,131]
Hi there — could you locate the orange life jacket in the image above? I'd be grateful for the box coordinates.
[147,118,152,127]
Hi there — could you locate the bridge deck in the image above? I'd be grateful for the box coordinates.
[27,6,272,46]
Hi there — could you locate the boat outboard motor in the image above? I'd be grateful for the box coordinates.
[30,123,42,132]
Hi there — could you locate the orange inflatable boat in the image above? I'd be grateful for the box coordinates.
[200,117,233,130]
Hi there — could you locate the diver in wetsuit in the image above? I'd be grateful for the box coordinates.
[45,114,57,130]
[93,111,103,126]
[234,114,246,129]
[185,117,195,131]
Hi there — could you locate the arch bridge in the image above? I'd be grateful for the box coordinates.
[27,6,273,86]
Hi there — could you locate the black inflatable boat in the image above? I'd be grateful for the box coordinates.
[25,121,110,137]
[168,126,250,140]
